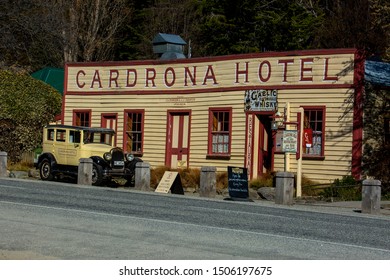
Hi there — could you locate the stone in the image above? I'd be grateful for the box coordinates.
[257,187,275,201]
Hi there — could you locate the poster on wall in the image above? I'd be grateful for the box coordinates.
[244,89,278,111]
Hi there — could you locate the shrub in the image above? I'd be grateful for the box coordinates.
[249,171,275,189]
[0,70,62,162]
[150,166,200,190]
[320,176,362,201]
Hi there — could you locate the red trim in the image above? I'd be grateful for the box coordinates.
[207,107,233,156]
[72,109,92,126]
[352,50,365,180]
[65,83,354,96]
[165,110,191,168]
[101,113,118,146]
[61,66,69,124]
[301,105,326,158]
[65,48,357,68]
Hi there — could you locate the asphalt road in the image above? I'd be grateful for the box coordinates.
[0,177,390,260]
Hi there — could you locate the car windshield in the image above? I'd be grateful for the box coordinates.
[83,131,113,145]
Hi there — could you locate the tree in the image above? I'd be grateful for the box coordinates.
[362,83,390,193]
[116,0,201,60]
[196,0,324,56]
[315,0,389,58]
[0,70,62,162]
[61,0,133,62]
[0,0,64,71]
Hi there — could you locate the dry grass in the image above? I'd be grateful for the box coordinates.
[151,166,230,191]
[150,166,201,189]
[7,161,34,172]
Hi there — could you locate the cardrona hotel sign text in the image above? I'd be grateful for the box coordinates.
[66,53,354,93]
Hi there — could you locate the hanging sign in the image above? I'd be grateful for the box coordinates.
[282,130,298,153]
[244,89,278,111]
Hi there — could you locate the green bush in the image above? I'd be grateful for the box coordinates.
[320,176,362,201]
[0,70,62,162]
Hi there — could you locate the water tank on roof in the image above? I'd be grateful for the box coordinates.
[152,33,187,60]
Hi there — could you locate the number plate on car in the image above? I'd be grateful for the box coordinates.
[114,161,125,166]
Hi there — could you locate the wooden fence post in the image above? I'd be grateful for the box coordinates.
[78,158,93,185]
[200,166,217,198]
[0,152,7,178]
[362,179,381,215]
[135,161,151,191]
[275,172,295,205]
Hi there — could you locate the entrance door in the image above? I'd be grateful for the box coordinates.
[166,111,190,169]
[101,114,118,145]
[246,113,273,179]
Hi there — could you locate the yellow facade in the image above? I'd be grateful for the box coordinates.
[63,49,360,183]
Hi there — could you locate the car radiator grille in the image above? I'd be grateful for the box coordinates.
[111,149,125,169]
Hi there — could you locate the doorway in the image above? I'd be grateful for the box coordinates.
[165,110,191,169]
[246,113,273,179]
[101,113,118,145]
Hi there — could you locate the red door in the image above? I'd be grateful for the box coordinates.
[101,114,118,145]
[165,111,190,169]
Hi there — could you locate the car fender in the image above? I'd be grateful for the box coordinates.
[37,153,57,167]
[90,156,109,169]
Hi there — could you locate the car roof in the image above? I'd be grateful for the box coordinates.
[45,124,115,134]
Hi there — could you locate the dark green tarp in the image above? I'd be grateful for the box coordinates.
[31,67,64,94]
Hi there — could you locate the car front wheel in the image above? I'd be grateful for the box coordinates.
[39,158,54,181]
[91,163,104,186]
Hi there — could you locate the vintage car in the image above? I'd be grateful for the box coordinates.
[36,124,142,186]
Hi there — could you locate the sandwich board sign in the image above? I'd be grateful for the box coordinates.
[155,171,184,195]
[227,166,250,200]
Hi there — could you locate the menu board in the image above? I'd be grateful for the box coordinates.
[227,166,249,199]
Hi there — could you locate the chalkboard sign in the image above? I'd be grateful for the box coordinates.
[227,166,249,199]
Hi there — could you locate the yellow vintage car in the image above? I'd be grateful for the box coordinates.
[36,125,141,186]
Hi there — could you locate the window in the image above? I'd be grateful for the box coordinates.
[302,106,325,158]
[73,110,91,127]
[69,130,81,143]
[208,108,232,157]
[47,129,54,141]
[56,129,66,142]
[124,110,144,154]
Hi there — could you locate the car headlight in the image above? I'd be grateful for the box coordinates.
[125,153,134,161]
[103,152,112,161]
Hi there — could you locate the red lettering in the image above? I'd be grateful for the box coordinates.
[76,70,86,88]
[235,62,249,83]
[203,65,218,85]
[184,66,197,86]
[259,60,271,82]
[300,58,313,81]
[145,68,156,87]
[164,67,176,87]
[323,58,338,81]
[126,69,137,87]
[91,70,102,88]
[278,59,294,82]
[109,70,119,88]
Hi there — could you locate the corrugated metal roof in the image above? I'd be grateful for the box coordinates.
[31,67,64,94]
[365,60,390,88]
[152,33,186,45]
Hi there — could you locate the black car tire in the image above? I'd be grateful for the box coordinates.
[92,163,104,186]
[39,158,54,181]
